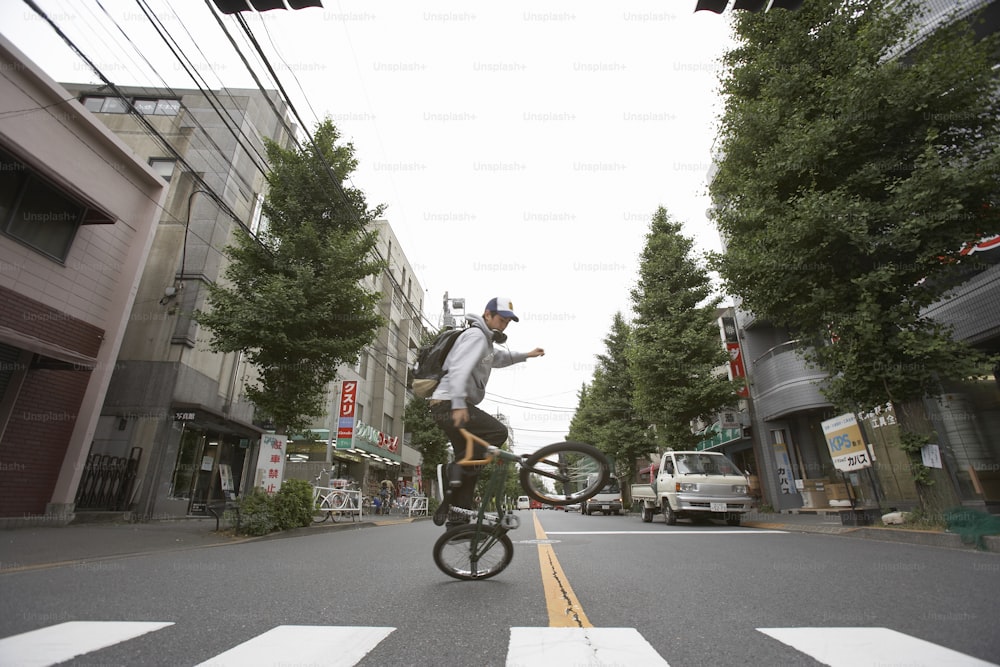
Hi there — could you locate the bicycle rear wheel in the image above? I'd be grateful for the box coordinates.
[433,524,513,581]
[520,441,610,506]
[312,494,333,523]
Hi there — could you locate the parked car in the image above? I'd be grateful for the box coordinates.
[632,451,751,526]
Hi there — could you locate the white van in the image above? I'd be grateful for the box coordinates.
[516,495,531,510]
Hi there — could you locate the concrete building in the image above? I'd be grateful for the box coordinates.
[53,80,429,519]
[0,37,165,526]
[58,82,295,520]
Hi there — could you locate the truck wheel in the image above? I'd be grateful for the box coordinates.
[726,513,742,526]
[662,500,678,526]
[641,506,653,523]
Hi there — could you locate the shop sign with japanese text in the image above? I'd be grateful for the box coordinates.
[336,381,358,449]
[822,413,872,472]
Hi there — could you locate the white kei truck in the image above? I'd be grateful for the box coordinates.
[631,450,753,526]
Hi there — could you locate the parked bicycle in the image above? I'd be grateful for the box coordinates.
[432,429,610,580]
[311,472,360,523]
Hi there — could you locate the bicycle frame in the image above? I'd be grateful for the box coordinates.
[447,430,522,565]
[433,430,610,580]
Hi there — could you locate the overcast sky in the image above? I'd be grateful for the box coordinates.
[1,0,739,453]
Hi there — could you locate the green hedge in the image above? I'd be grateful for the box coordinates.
[236,479,314,536]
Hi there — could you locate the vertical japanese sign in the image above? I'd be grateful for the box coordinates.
[336,380,358,449]
[720,316,749,398]
[773,442,794,494]
[256,434,287,494]
[822,413,872,472]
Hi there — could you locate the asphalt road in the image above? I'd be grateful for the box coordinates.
[1,510,998,666]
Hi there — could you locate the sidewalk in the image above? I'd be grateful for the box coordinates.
[0,509,996,573]
[0,511,421,572]
[743,508,1000,553]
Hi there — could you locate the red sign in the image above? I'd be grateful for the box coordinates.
[337,381,358,448]
[339,381,357,417]
[727,341,749,398]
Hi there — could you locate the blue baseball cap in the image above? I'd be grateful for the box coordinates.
[485,297,519,322]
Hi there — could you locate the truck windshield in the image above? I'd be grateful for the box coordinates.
[599,479,620,494]
[674,454,741,476]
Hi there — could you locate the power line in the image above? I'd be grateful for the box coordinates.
[89,1,264,189]
[210,5,440,337]
[20,0,256,241]
[484,392,576,412]
[132,0,272,178]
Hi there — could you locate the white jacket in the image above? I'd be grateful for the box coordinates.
[431,314,529,410]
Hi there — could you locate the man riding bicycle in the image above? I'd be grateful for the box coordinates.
[428,297,544,528]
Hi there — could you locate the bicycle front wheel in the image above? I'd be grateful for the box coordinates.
[433,524,513,581]
[520,441,610,506]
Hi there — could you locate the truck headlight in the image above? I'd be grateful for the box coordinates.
[732,485,748,494]
[677,483,698,492]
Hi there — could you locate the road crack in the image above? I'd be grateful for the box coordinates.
[545,550,585,627]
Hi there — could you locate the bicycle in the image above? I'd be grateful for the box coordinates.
[311,472,359,523]
[432,428,610,580]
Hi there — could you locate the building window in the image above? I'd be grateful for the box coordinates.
[0,147,84,262]
[154,99,180,115]
[249,192,268,237]
[81,96,129,114]
[149,158,176,183]
[133,99,158,115]
[82,96,179,116]
[134,98,180,115]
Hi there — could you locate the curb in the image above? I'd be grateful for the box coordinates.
[745,521,1000,553]
[239,513,432,542]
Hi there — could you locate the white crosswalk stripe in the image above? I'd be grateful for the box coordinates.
[195,625,394,667]
[507,627,668,666]
[0,621,173,667]
[0,622,995,666]
[758,627,999,667]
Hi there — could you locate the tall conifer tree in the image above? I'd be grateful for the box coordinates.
[629,207,737,450]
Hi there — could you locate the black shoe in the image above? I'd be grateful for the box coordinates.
[433,500,450,526]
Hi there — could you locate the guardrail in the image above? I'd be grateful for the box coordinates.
[313,487,364,520]
[403,495,428,517]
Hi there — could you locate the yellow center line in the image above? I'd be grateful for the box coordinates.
[532,511,592,628]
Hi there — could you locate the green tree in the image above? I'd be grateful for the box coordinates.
[403,396,450,480]
[629,207,738,449]
[196,119,385,434]
[709,0,1000,509]
[568,312,656,486]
